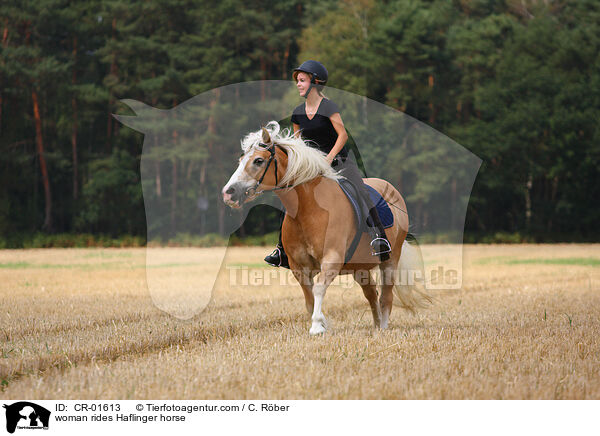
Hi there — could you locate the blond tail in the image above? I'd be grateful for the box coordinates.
[393,235,433,312]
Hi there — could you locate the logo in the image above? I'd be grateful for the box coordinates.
[3,402,50,434]
[114,81,481,319]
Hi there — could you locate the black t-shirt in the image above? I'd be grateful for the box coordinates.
[290,98,348,158]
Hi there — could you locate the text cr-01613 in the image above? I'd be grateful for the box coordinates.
[74,404,121,412]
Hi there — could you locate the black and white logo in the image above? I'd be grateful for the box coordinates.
[3,402,50,434]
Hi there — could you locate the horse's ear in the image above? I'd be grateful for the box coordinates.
[261,127,272,145]
[113,99,166,134]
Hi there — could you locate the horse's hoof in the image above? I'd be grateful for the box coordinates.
[309,322,327,336]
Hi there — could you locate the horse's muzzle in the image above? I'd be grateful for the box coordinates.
[222,183,254,208]
[222,186,240,208]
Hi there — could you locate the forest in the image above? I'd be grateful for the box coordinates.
[1,0,598,246]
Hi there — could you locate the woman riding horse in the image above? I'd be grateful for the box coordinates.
[222,122,429,334]
[264,60,392,269]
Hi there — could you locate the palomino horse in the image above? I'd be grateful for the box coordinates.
[222,122,429,335]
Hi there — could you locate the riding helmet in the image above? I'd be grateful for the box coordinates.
[293,60,328,85]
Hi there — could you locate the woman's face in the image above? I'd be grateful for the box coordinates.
[295,72,311,96]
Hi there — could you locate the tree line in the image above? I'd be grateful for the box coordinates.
[1,0,598,245]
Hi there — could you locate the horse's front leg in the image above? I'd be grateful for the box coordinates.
[309,255,343,335]
[291,267,315,315]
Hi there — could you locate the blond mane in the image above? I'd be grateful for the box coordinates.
[241,121,343,187]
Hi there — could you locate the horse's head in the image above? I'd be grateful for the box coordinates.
[222,124,287,208]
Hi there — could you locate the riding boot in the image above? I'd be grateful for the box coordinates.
[367,207,392,262]
[264,240,290,269]
[264,211,290,269]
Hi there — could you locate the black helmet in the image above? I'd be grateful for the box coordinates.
[293,60,328,85]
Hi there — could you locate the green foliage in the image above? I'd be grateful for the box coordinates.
[0,0,598,244]
[464,231,534,244]
[0,233,145,248]
[229,231,280,247]
[75,149,145,236]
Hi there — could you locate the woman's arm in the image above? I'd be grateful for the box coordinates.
[293,123,300,138]
[327,112,348,164]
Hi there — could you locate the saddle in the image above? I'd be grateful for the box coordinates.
[337,179,394,263]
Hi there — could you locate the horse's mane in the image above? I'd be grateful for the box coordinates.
[241,121,343,187]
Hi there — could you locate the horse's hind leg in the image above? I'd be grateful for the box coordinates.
[379,264,396,329]
[353,270,381,329]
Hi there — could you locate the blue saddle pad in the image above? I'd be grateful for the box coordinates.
[365,185,394,229]
[337,180,394,263]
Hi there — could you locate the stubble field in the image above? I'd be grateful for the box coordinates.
[0,244,598,399]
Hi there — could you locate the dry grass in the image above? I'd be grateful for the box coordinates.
[0,244,598,399]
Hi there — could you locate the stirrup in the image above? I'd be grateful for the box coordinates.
[264,245,290,269]
[370,237,392,256]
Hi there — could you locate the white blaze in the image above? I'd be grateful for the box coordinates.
[222,153,256,206]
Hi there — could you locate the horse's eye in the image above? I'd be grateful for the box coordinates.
[253,158,265,165]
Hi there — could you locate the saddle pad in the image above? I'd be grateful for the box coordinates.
[337,180,394,263]
[366,185,394,229]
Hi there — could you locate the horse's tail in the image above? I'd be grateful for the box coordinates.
[393,233,433,312]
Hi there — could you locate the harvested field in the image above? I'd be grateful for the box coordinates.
[0,244,598,399]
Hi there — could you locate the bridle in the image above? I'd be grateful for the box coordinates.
[244,142,293,197]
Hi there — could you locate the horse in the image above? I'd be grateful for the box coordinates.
[222,121,430,335]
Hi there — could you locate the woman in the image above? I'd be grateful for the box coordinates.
[265,60,392,268]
